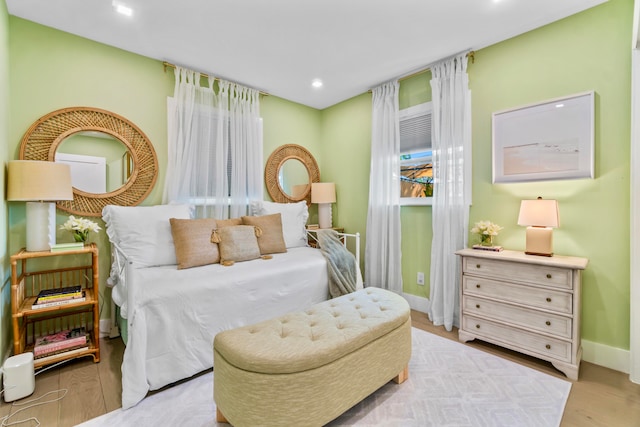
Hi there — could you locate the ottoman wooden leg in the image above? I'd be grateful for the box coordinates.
[216,407,229,423]
[393,365,409,384]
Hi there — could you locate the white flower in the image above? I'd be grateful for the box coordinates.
[60,215,101,234]
[471,220,503,236]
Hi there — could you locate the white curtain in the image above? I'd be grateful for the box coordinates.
[365,80,403,294]
[164,66,262,218]
[428,53,472,331]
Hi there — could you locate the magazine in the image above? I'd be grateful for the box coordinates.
[34,327,88,357]
[34,346,89,363]
[32,292,86,309]
[34,285,82,303]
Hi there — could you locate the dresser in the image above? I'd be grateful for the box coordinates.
[455,248,588,380]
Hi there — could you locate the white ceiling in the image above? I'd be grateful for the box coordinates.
[7,0,607,110]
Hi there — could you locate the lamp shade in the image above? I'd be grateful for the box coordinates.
[7,161,73,202]
[517,198,559,228]
[311,182,336,204]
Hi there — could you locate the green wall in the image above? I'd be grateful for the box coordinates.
[318,93,372,258]
[321,0,633,350]
[261,95,322,222]
[4,0,633,358]
[470,0,632,350]
[7,17,174,332]
[6,17,322,329]
[1,1,11,360]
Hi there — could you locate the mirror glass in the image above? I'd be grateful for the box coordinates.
[265,144,319,205]
[55,131,132,193]
[278,158,310,198]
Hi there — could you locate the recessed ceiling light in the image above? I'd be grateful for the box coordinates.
[113,1,133,17]
[311,79,323,89]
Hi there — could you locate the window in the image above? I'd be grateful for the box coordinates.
[399,102,432,206]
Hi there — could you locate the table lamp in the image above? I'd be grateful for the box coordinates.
[311,182,336,229]
[517,197,560,257]
[7,160,73,252]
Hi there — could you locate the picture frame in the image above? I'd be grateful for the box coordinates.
[492,91,594,183]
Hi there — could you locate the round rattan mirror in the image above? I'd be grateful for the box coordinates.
[19,106,158,217]
[265,144,320,205]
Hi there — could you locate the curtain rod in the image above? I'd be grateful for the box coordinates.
[400,51,474,82]
[368,51,475,92]
[162,61,269,97]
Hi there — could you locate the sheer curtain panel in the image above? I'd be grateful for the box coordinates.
[365,81,403,293]
[428,53,472,331]
[164,66,262,218]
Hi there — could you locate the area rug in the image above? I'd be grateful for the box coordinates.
[78,327,571,427]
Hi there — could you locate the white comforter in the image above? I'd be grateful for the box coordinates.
[117,247,330,409]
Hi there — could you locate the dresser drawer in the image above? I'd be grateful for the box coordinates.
[463,277,572,314]
[462,315,572,362]
[463,256,572,289]
[462,295,572,339]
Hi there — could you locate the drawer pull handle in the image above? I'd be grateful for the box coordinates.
[476,264,481,269]
[545,321,551,326]
[546,297,552,302]
[545,344,551,350]
[475,324,480,329]
[476,284,481,288]
[476,304,480,309]
[546,274,552,279]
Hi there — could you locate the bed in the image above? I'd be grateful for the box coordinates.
[102,202,361,409]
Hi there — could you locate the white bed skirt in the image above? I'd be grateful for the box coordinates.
[119,247,330,409]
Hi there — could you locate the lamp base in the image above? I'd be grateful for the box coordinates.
[318,203,333,229]
[525,226,553,257]
[25,201,56,252]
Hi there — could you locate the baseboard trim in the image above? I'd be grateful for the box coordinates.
[402,293,430,314]
[582,339,630,374]
[99,318,112,338]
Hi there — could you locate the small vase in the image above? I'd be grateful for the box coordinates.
[480,234,493,247]
[73,230,89,243]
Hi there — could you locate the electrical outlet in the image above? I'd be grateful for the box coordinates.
[417,272,425,285]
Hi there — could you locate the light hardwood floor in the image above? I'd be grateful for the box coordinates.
[1,310,639,426]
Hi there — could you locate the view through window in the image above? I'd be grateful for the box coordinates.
[400,102,432,205]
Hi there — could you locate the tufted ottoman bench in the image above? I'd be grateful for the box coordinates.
[213,287,411,427]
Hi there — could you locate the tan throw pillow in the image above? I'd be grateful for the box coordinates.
[215,217,242,228]
[242,214,287,255]
[212,225,262,265]
[170,218,220,269]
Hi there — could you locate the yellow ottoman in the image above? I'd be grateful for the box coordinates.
[213,287,411,427]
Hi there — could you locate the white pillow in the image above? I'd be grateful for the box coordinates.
[250,200,308,248]
[102,204,192,267]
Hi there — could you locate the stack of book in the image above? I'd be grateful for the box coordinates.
[31,285,86,309]
[50,242,85,252]
[33,327,89,361]
[472,244,503,252]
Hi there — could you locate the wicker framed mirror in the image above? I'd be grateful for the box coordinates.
[265,144,320,205]
[19,106,158,217]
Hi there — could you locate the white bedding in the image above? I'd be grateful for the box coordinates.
[117,247,330,409]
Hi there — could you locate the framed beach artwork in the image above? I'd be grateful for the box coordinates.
[492,91,594,183]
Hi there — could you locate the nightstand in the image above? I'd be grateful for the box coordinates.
[10,244,100,368]
[456,248,588,380]
[306,227,344,248]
